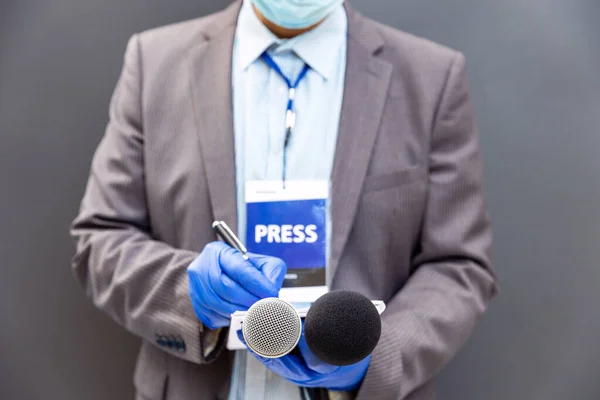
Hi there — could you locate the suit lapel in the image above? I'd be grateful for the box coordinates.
[329,5,393,285]
[188,2,242,234]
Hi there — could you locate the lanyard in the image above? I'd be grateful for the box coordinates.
[261,52,311,184]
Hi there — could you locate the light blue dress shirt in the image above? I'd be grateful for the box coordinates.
[229,0,347,398]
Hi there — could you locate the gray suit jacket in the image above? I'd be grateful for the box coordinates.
[71,2,497,399]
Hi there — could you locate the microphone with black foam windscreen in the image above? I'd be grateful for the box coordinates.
[304,290,382,366]
[242,291,382,366]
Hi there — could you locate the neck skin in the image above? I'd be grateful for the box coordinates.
[252,4,324,38]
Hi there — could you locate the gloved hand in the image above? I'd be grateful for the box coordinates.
[187,241,287,330]
[237,328,370,392]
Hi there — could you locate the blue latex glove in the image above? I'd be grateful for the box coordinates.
[187,241,287,330]
[237,328,370,391]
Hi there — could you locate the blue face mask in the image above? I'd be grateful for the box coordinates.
[251,0,344,30]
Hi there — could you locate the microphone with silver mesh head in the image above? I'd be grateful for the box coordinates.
[242,298,302,358]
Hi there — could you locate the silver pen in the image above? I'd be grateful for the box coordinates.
[212,221,249,260]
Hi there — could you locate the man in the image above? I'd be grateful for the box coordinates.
[71,0,498,399]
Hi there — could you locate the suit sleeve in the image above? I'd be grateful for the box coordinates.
[70,34,226,365]
[357,53,498,399]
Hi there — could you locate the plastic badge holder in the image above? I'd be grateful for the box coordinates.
[227,300,386,350]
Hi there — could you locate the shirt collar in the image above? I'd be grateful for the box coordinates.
[235,0,347,80]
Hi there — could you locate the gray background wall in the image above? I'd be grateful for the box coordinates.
[1,0,599,399]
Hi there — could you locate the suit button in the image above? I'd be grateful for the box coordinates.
[175,339,185,352]
[156,336,166,347]
[167,338,175,348]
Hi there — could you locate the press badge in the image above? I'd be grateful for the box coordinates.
[246,180,328,303]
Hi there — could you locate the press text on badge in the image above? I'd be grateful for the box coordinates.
[255,224,318,244]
